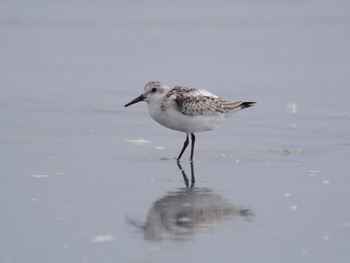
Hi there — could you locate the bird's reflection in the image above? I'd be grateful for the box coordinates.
[177,160,195,188]
[127,161,254,241]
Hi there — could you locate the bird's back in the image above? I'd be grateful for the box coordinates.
[162,86,254,117]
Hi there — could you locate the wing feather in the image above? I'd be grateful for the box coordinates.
[174,94,226,116]
[163,86,255,116]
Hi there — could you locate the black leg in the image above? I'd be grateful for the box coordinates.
[177,133,189,161]
[190,160,195,187]
[190,133,195,161]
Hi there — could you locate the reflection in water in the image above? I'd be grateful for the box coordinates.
[127,161,254,241]
[177,160,195,188]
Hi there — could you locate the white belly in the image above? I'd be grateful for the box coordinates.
[148,103,226,133]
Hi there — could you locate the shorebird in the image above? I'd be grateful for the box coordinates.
[125,81,255,161]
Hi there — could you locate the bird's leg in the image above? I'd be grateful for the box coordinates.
[177,133,189,161]
[190,133,196,162]
[190,160,195,187]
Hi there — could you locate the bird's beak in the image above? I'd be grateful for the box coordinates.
[124,94,145,107]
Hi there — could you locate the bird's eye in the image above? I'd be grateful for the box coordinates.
[151,87,157,93]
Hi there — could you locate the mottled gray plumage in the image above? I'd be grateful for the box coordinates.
[158,84,253,116]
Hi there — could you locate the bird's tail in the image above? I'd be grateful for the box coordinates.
[221,101,256,112]
[239,101,256,109]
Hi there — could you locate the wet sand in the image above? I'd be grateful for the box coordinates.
[1,1,350,262]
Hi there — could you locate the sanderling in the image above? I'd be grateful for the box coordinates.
[125,81,256,161]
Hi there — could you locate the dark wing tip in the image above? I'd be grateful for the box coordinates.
[240,101,256,109]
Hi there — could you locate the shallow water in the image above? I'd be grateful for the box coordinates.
[1,1,350,262]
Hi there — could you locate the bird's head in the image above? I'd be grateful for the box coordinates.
[125,81,167,107]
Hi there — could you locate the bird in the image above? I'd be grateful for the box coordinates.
[124,81,255,161]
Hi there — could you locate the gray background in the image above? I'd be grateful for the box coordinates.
[1,0,349,262]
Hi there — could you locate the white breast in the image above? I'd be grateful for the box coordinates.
[147,102,226,133]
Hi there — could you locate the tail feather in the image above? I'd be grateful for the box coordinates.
[221,101,256,111]
[240,101,256,109]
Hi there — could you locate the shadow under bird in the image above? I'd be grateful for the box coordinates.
[125,81,256,161]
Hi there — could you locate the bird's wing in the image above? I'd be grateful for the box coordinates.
[223,101,256,109]
[218,100,247,110]
[173,94,227,116]
[166,86,251,116]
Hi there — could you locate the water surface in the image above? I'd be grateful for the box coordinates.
[1,1,350,262]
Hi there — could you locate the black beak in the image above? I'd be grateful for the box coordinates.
[124,94,145,107]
